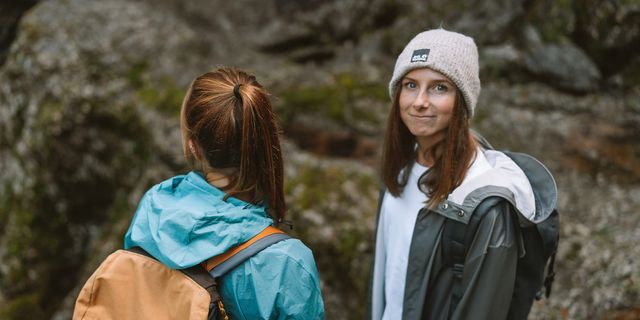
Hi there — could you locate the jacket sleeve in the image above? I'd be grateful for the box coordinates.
[219,239,325,320]
[273,253,325,320]
[451,200,519,320]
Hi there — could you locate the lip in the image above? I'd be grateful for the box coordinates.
[410,114,436,119]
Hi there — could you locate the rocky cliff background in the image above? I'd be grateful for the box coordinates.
[1,0,639,319]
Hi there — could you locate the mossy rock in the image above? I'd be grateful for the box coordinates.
[276,72,388,135]
[128,62,186,117]
[283,150,379,320]
[0,0,204,318]
[0,293,46,320]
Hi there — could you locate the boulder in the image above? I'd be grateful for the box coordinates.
[0,0,206,317]
[520,26,601,93]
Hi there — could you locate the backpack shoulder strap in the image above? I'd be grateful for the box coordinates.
[204,226,291,278]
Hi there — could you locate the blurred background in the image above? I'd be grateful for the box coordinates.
[1,0,639,319]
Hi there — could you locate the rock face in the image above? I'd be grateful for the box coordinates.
[0,0,207,318]
[521,26,601,93]
[474,82,640,319]
[0,0,639,319]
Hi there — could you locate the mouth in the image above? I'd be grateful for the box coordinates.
[410,114,436,119]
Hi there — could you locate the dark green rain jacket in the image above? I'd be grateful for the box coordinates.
[369,147,557,320]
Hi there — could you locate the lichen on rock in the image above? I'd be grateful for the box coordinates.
[0,0,207,318]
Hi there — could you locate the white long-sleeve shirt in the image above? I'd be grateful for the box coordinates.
[377,162,429,320]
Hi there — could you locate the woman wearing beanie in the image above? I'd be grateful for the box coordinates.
[369,29,557,320]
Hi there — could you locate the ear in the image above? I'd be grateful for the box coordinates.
[189,139,203,160]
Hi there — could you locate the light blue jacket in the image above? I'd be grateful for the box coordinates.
[124,171,324,319]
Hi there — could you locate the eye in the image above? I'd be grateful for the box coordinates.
[434,83,448,92]
[403,81,418,89]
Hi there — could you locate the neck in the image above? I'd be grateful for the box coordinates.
[415,131,446,167]
[205,169,254,204]
[205,171,231,189]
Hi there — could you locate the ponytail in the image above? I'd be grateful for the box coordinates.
[180,67,286,220]
[234,76,285,220]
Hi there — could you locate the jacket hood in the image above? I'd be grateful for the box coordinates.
[502,151,557,223]
[430,149,557,227]
[124,171,273,269]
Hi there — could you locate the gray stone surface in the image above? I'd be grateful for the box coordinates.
[0,0,639,319]
[0,0,206,317]
[521,26,601,92]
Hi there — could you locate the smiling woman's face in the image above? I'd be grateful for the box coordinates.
[399,68,457,144]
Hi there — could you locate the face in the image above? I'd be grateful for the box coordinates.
[398,68,457,145]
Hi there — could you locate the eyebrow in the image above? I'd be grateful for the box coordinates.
[402,76,454,85]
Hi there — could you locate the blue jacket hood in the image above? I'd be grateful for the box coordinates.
[124,171,274,269]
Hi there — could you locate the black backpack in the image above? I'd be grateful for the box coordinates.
[442,151,559,320]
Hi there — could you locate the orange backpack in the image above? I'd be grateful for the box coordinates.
[73,226,289,320]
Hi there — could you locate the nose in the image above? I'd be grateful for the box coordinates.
[412,89,429,110]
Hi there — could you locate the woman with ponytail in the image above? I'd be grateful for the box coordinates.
[123,67,324,319]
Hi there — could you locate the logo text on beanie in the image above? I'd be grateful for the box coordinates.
[411,49,430,63]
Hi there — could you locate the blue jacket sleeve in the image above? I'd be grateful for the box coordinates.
[218,239,325,320]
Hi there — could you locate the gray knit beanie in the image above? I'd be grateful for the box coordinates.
[388,29,480,118]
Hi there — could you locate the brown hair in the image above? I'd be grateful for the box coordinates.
[180,67,286,220]
[381,83,477,208]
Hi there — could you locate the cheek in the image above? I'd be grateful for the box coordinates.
[398,91,412,109]
[398,105,409,121]
[399,106,410,128]
[434,95,456,115]
[398,94,411,121]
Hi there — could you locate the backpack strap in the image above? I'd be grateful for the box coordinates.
[204,226,291,278]
[536,209,559,300]
[442,196,504,315]
[128,226,290,320]
[539,250,557,299]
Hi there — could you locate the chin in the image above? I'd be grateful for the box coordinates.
[412,130,436,138]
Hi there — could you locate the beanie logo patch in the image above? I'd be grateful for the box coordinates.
[411,49,430,63]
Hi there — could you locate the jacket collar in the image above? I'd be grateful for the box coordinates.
[427,148,557,226]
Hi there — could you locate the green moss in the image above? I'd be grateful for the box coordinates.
[277,72,387,133]
[35,101,65,128]
[127,62,149,89]
[137,77,185,117]
[564,241,582,262]
[284,161,378,319]
[285,164,376,211]
[526,0,574,43]
[0,90,155,319]
[128,62,185,117]
[0,293,46,320]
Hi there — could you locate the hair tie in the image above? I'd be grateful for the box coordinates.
[233,84,243,102]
